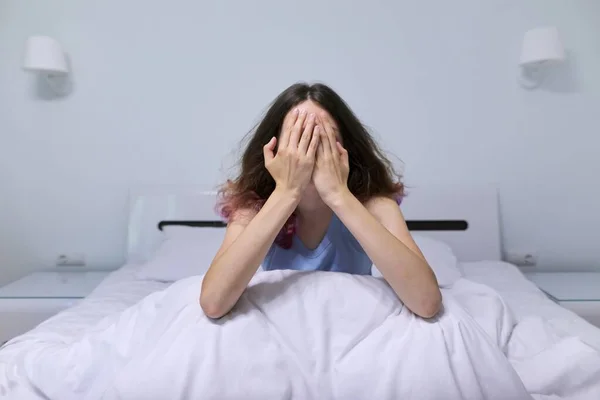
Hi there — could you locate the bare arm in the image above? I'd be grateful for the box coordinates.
[200,188,299,318]
[200,108,320,318]
[331,194,442,318]
[312,113,441,318]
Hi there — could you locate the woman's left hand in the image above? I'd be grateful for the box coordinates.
[312,116,350,206]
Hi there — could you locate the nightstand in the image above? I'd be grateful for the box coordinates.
[525,272,600,327]
[0,270,110,345]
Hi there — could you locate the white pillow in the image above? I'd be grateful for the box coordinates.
[135,225,226,282]
[136,227,461,286]
[371,234,462,287]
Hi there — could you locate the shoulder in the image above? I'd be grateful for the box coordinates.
[363,196,401,219]
[228,208,258,226]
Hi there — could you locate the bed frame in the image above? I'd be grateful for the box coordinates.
[126,185,501,263]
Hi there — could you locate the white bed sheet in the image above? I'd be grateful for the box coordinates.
[461,260,600,352]
[0,263,169,394]
[6,260,596,350]
[7,263,168,341]
[2,261,600,400]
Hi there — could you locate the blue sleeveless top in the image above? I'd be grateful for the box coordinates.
[262,214,372,275]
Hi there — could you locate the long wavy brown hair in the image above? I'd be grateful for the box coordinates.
[218,82,404,248]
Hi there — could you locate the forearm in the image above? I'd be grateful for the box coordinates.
[329,191,441,318]
[201,188,299,318]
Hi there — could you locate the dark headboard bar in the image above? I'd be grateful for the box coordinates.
[158,220,468,232]
[158,221,226,230]
[407,220,468,231]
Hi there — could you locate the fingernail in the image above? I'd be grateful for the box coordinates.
[294,108,299,115]
[300,109,306,115]
[309,113,315,118]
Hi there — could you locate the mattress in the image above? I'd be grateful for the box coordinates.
[461,260,600,351]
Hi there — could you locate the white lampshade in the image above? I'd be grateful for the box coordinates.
[519,27,565,65]
[23,36,68,74]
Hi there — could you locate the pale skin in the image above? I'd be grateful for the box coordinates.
[200,100,442,319]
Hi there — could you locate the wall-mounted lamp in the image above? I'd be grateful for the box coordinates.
[22,36,71,95]
[518,27,566,90]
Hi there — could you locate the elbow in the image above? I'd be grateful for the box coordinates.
[199,291,230,319]
[416,266,443,319]
[415,290,443,319]
[199,270,232,319]
[419,301,442,319]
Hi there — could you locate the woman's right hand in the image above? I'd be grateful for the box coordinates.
[263,109,320,197]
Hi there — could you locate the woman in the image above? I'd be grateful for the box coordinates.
[200,83,441,319]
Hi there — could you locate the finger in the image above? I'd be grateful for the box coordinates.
[298,113,316,154]
[319,120,333,152]
[283,107,299,131]
[263,137,276,163]
[307,125,321,159]
[288,109,307,149]
[319,114,335,136]
[336,141,349,166]
[323,121,340,162]
[279,108,298,149]
[316,127,326,159]
[321,128,334,159]
[318,115,338,158]
[314,114,324,126]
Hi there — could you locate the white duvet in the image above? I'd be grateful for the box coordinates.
[3,270,600,399]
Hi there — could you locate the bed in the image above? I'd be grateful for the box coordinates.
[1,186,600,399]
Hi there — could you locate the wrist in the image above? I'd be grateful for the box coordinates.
[272,185,302,206]
[325,187,353,211]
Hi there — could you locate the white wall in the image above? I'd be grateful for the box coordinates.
[1,0,599,285]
